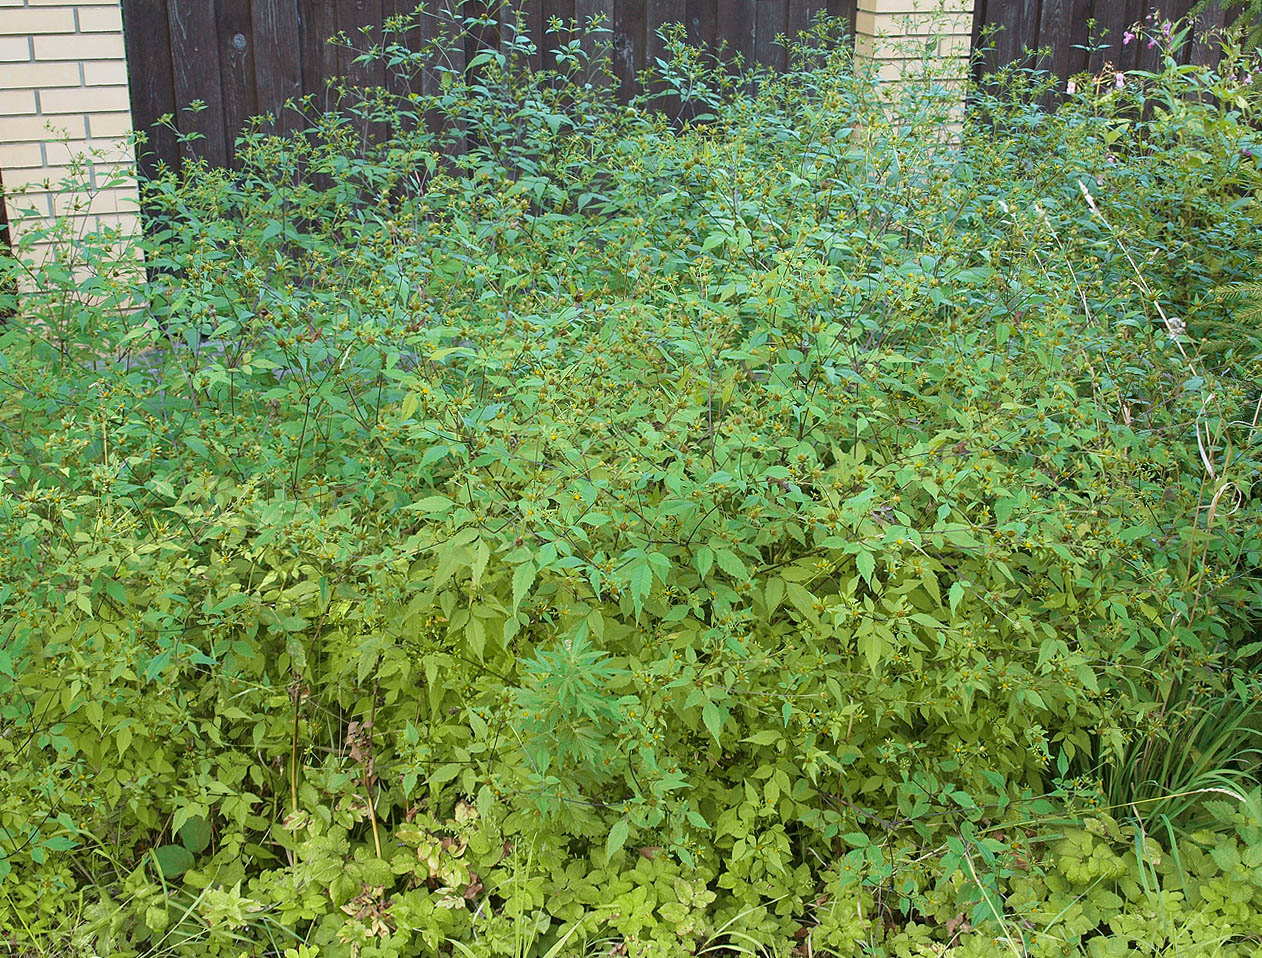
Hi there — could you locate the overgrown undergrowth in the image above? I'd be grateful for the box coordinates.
[1,10,1261,958]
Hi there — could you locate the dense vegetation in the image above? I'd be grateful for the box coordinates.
[1,10,1261,957]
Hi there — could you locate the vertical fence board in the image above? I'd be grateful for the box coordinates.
[1064,0,1093,76]
[122,0,179,180]
[168,0,229,166]
[300,0,342,113]
[786,0,824,53]
[686,0,716,53]
[716,0,754,66]
[996,0,1040,68]
[1036,0,1071,76]
[753,0,787,70]
[614,0,648,95]
[252,0,305,136]
[975,0,1228,86]
[1190,1,1226,69]
[647,0,687,62]
[217,0,260,163]
[123,0,1251,181]
[576,0,616,85]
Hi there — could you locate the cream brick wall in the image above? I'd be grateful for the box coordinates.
[0,0,139,257]
[853,0,976,91]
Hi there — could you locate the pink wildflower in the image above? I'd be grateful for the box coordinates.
[1123,30,1135,45]
[1115,72,1125,89]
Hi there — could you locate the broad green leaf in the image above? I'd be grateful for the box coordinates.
[764,576,785,614]
[512,561,536,613]
[856,550,876,585]
[702,701,726,743]
[179,816,212,854]
[629,559,652,616]
[606,818,629,858]
[714,548,748,581]
[153,844,194,878]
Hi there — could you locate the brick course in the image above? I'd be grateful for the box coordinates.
[0,0,138,258]
[853,0,976,88]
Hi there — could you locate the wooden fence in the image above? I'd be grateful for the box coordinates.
[971,0,1235,84]
[119,0,1247,178]
[121,0,859,177]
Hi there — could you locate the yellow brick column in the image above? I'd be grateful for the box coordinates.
[0,0,140,259]
[853,0,975,96]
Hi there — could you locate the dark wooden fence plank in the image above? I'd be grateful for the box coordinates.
[754,0,787,70]
[786,0,823,52]
[300,0,342,113]
[976,0,1232,88]
[217,0,259,163]
[614,0,647,93]
[997,0,1040,69]
[686,0,716,53]
[122,0,179,180]
[1036,0,1071,77]
[252,0,305,136]
[829,0,855,37]
[340,0,387,91]
[167,0,229,166]
[647,0,687,64]
[1190,2,1227,69]
[576,0,616,91]
[1088,0,1135,74]
[1064,0,1093,76]
[716,0,754,66]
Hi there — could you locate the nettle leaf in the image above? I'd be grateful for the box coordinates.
[694,545,714,580]
[714,548,748,581]
[857,623,887,673]
[606,818,630,858]
[629,559,653,616]
[512,561,537,613]
[702,701,727,743]
[764,576,785,614]
[856,550,876,585]
[408,494,454,513]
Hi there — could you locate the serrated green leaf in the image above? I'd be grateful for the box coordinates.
[512,561,536,613]
[606,818,629,858]
[702,701,726,743]
[856,550,876,585]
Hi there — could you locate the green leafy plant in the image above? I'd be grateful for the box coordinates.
[1,5,1261,957]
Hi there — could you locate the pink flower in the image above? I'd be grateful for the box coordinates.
[1123,30,1135,45]
[1115,72,1126,89]
[1067,79,1077,94]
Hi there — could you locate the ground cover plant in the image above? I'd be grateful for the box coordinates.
[1,7,1261,957]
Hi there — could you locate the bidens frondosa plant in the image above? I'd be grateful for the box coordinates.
[1,6,1260,956]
